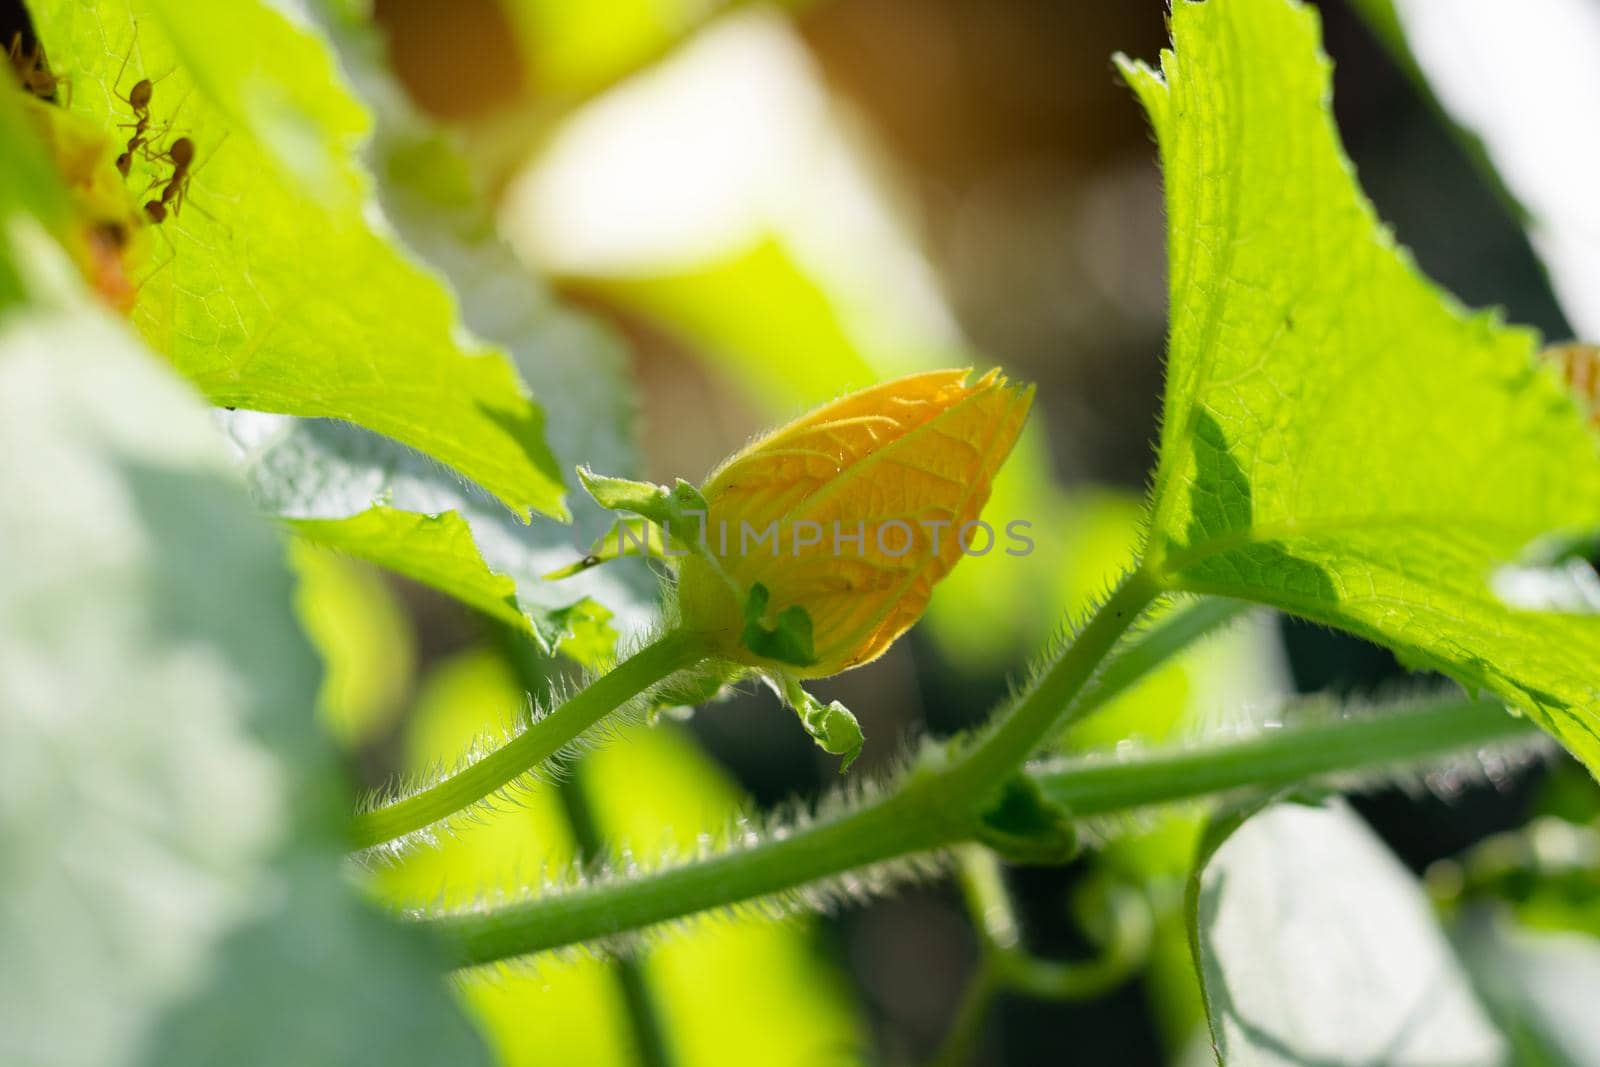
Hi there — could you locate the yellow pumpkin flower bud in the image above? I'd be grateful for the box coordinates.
[677,368,1034,677]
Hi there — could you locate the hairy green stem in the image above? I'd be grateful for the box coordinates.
[419,693,1535,965]
[430,779,968,965]
[348,629,706,849]
[943,569,1164,795]
[1034,696,1538,816]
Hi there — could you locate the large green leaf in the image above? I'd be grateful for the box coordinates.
[26,0,567,519]
[1124,0,1600,771]
[372,649,869,1066]
[287,506,620,660]
[0,308,484,1066]
[216,5,654,657]
[1192,801,1503,1065]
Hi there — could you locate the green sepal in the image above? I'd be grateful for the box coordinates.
[975,775,1078,866]
[576,467,708,536]
[741,583,817,667]
[775,674,864,772]
[543,517,677,580]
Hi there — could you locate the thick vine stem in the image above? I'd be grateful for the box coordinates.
[404,571,1538,967]
[416,692,1535,965]
[421,573,1162,962]
[429,777,971,965]
[348,629,708,850]
[1033,695,1538,816]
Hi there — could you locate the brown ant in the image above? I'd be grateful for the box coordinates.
[142,135,193,223]
[145,133,229,228]
[8,29,66,104]
[110,34,160,178]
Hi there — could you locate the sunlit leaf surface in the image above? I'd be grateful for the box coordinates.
[28,0,567,518]
[215,10,655,657]
[1128,0,1600,772]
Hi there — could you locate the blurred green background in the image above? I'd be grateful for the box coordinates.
[308,1,1590,1063]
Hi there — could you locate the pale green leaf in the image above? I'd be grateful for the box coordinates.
[0,308,484,1066]
[1192,801,1504,1065]
[28,0,567,518]
[212,6,655,657]
[1127,0,1600,772]
[230,412,651,658]
[1456,908,1600,1067]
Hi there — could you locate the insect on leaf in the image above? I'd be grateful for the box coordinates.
[28,0,568,520]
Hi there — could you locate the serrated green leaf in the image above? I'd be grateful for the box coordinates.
[288,506,619,661]
[288,506,526,631]
[0,308,484,1067]
[537,597,619,668]
[28,0,567,519]
[1192,801,1504,1065]
[1128,0,1600,773]
[209,5,655,658]
[231,412,651,659]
